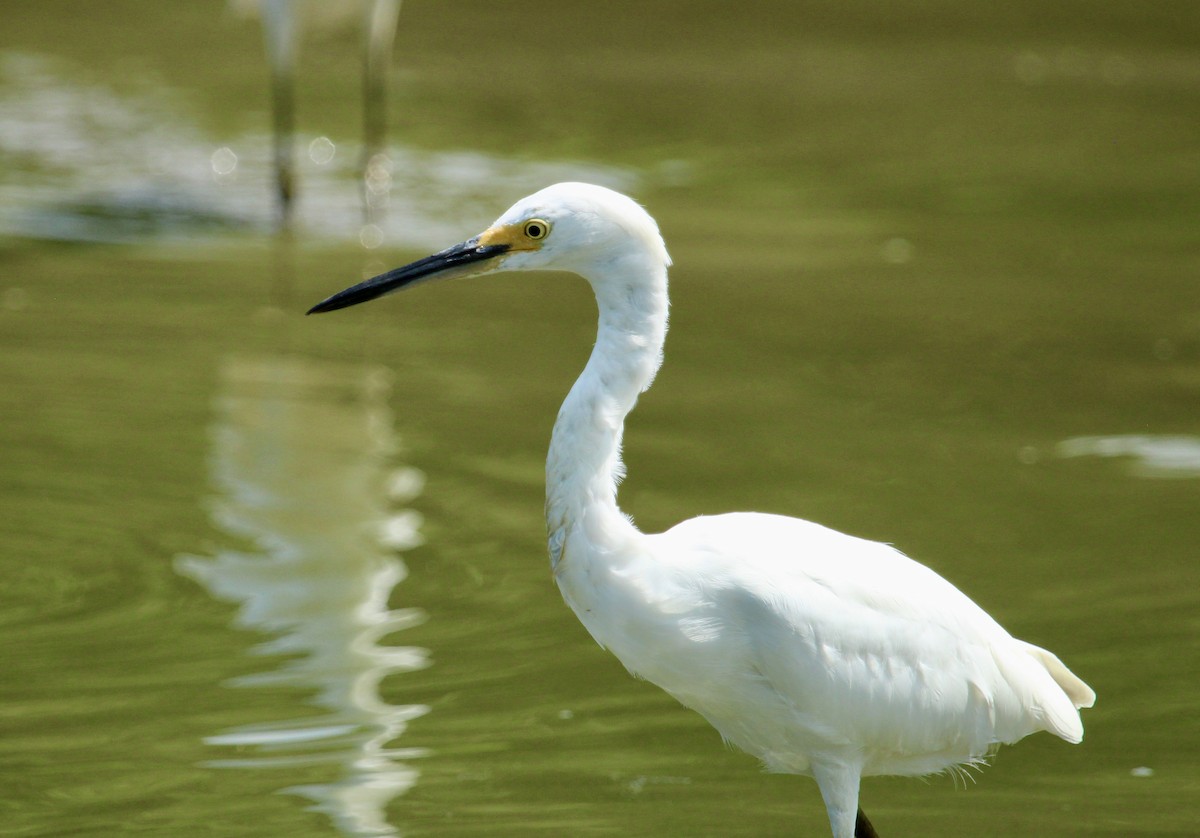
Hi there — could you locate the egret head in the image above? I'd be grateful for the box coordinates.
[307,182,669,315]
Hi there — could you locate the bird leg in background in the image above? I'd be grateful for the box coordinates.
[259,0,298,232]
[360,0,402,228]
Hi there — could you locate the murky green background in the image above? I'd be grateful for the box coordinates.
[2,2,1198,835]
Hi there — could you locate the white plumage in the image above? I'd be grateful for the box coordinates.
[309,182,1095,838]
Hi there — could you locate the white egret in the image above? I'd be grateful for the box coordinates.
[308,183,1095,838]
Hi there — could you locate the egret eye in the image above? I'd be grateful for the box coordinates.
[523,218,550,240]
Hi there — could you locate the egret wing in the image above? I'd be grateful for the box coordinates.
[650,513,1084,773]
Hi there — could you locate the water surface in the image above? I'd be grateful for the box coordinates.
[2,2,1198,835]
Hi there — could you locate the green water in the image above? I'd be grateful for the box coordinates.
[2,2,1198,835]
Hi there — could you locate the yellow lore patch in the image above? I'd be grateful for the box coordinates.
[477,219,551,252]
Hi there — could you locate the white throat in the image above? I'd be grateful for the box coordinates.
[545,247,669,568]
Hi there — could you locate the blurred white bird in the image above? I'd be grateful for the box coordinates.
[242,0,402,229]
[308,182,1095,838]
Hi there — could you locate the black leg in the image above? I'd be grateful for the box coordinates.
[855,808,880,838]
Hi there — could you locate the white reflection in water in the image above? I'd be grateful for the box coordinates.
[1057,434,1200,479]
[176,356,427,837]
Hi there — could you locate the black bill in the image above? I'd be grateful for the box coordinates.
[306,239,510,315]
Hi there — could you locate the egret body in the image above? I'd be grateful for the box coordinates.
[308,183,1095,838]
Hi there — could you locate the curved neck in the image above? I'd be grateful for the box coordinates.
[545,251,669,567]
